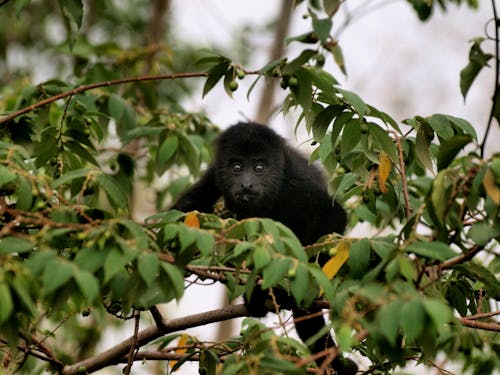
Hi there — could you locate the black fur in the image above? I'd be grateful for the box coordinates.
[173,122,357,374]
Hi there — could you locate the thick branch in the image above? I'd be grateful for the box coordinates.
[61,304,249,375]
[255,0,294,123]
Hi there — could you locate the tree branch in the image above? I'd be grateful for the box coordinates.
[480,0,500,158]
[458,318,500,332]
[61,303,250,375]
[0,73,208,125]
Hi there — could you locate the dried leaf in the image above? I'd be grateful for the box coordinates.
[483,169,500,205]
[322,240,350,281]
[378,151,391,194]
[184,211,200,228]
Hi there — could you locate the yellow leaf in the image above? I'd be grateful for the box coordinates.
[184,211,200,228]
[170,333,189,369]
[320,240,350,296]
[378,151,391,194]
[322,240,350,280]
[483,169,500,205]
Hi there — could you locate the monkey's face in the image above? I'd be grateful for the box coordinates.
[216,156,284,216]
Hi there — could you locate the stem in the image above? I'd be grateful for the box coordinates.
[480,0,500,158]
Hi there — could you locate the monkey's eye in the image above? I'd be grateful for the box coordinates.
[254,164,264,175]
[232,163,243,174]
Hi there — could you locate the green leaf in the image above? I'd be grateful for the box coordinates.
[367,105,402,134]
[467,222,500,246]
[120,219,149,249]
[437,135,472,171]
[348,238,370,278]
[423,299,452,328]
[138,253,160,286]
[309,264,335,303]
[292,67,313,111]
[253,247,271,271]
[108,94,127,122]
[61,0,84,29]
[400,299,425,340]
[415,129,434,173]
[16,177,33,211]
[202,60,230,98]
[305,66,338,93]
[431,170,451,225]
[0,165,17,188]
[312,17,332,43]
[378,300,402,346]
[460,39,493,100]
[323,0,340,16]
[104,247,129,283]
[53,168,93,188]
[64,139,99,166]
[196,232,215,256]
[341,118,361,154]
[426,114,454,140]
[329,44,346,75]
[157,135,179,165]
[337,88,369,116]
[0,283,13,324]
[447,115,477,140]
[261,258,292,289]
[290,264,309,305]
[282,50,316,75]
[43,258,74,294]
[34,128,59,167]
[406,241,456,261]
[454,263,500,299]
[122,126,163,143]
[74,247,107,273]
[312,105,342,141]
[259,356,303,374]
[0,237,33,254]
[11,276,36,315]
[160,262,185,300]
[95,173,128,210]
[74,269,99,303]
[368,123,398,162]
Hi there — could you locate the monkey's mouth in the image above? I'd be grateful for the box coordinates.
[234,191,259,203]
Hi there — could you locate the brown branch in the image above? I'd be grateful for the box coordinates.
[254,0,294,123]
[438,244,483,270]
[395,133,411,218]
[61,303,250,375]
[124,311,141,375]
[465,310,500,321]
[0,72,208,125]
[458,318,500,332]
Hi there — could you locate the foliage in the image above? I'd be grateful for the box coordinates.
[0,0,498,374]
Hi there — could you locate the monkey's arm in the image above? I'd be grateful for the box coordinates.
[171,166,221,213]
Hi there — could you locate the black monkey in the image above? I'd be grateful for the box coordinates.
[173,122,357,374]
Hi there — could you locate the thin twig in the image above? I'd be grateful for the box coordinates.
[395,133,411,218]
[458,318,500,332]
[480,0,500,158]
[124,310,141,375]
[464,310,500,321]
